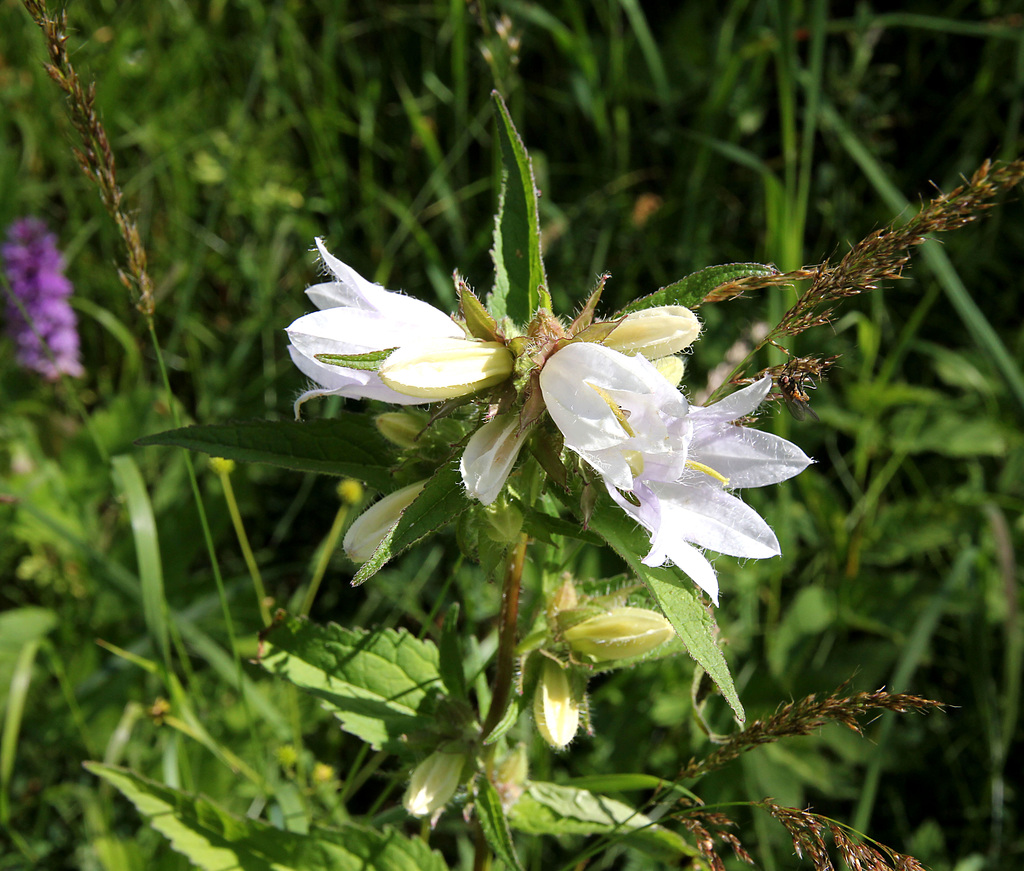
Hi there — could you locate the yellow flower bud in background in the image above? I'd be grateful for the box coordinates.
[378,338,513,400]
[343,480,426,564]
[600,306,701,360]
[336,478,364,506]
[653,354,686,387]
[563,606,675,662]
[312,762,335,785]
[210,456,236,476]
[375,410,428,448]
[533,660,579,750]
[403,751,466,817]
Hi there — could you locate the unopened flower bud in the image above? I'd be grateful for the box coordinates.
[210,457,236,476]
[533,660,579,749]
[562,606,675,662]
[653,354,686,387]
[378,337,513,400]
[600,306,700,360]
[403,751,466,817]
[461,414,531,505]
[337,478,364,506]
[343,480,426,564]
[375,410,428,448]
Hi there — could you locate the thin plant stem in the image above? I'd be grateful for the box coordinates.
[299,502,350,618]
[479,534,528,742]
[213,460,272,627]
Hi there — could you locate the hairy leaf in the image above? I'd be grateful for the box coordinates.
[490,91,547,324]
[509,782,700,861]
[476,777,524,871]
[258,619,443,753]
[87,763,446,871]
[618,262,779,314]
[136,418,397,491]
[585,498,744,723]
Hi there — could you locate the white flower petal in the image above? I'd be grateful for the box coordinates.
[690,375,773,424]
[641,536,720,604]
[312,239,460,334]
[694,426,813,487]
[655,481,780,559]
[461,415,530,505]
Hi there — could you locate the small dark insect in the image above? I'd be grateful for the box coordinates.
[778,372,819,421]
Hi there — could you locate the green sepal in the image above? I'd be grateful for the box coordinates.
[313,348,396,370]
[457,275,503,342]
[617,262,779,314]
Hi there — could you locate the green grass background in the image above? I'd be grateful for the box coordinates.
[2,1,1023,868]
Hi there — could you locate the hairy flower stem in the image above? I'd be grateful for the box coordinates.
[480,534,529,742]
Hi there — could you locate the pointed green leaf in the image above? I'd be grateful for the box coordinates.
[314,348,395,370]
[617,262,779,314]
[475,777,524,871]
[352,463,470,585]
[439,605,468,700]
[508,782,700,861]
[136,418,398,490]
[490,91,547,323]
[258,619,443,752]
[111,455,169,667]
[582,498,744,723]
[87,763,447,871]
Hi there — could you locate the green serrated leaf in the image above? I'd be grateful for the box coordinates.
[313,348,396,370]
[617,262,779,314]
[136,418,398,491]
[509,782,700,862]
[490,91,547,324]
[258,619,443,752]
[87,763,447,871]
[352,463,470,585]
[476,777,524,871]
[582,498,744,723]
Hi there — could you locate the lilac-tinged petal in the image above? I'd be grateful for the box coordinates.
[690,375,773,425]
[694,427,813,487]
[655,482,780,559]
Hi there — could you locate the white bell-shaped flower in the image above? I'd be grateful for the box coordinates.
[540,342,811,603]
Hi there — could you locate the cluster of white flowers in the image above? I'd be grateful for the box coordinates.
[287,240,811,604]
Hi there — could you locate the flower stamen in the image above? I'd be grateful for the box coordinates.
[587,382,636,437]
[686,459,729,487]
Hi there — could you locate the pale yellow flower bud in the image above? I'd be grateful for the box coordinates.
[336,478,364,506]
[375,410,428,448]
[210,456,236,476]
[403,751,465,817]
[378,338,513,400]
[533,660,579,749]
[653,354,686,387]
[562,606,675,662]
[343,480,426,564]
[600,306,701,360]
